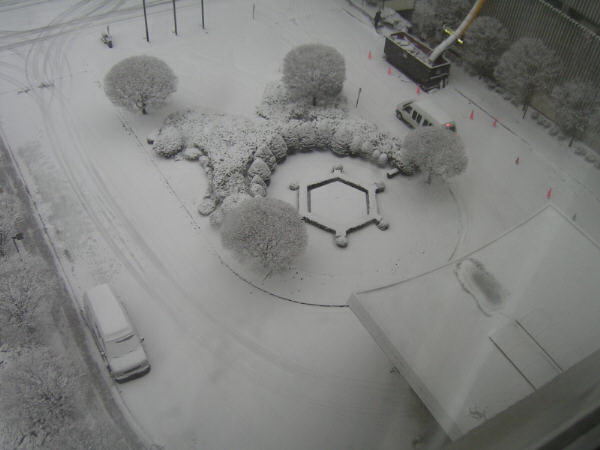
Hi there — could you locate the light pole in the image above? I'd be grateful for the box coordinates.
[201,0,205,29]
[11,232,23,254]
[142,0,150,42]
[172,0,178,35]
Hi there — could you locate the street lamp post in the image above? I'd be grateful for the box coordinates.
[142,0,150,42]
[172,0,178,35]
[11,232,23,254]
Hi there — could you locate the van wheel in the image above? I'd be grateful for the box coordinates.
[395,110,403,120]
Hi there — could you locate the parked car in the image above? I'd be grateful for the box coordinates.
[396,97,457,132]
[82,284,150,382]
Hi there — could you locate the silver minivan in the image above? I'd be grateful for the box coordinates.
[396,97,457,132]
[82,284,150,382]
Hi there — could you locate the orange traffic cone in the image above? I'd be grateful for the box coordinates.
[492,118,497,127]
[416,86,421,95]
[469,110,474,120]
[368,50,372,60]
[387,67,392,75]
[546,187,553,199]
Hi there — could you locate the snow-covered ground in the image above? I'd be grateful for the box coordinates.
[1,0,599,448]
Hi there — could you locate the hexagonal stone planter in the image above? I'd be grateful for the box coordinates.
[290,166,387,247]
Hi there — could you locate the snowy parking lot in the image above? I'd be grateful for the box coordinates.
[1,0,600,448]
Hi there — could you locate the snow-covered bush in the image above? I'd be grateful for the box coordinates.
[281,120,321,152]
[182,147,202,161]
[220,197,308,272]
[0,253,53,345]
[104,55,177,114]
[331,122,355,156]
[283,44,346,106]
[552,80,600,146]
[0,193,22,258]
[250,183,267,197]
[265,133,288,161]
[248,158,271,181]
[494,38,561,117]
[0,346,80,445]
[254,145,277,169]
[198,196,217,216]
[250,175,267,189]
[153,126,185,157]
[403,127,467,183]
[462,17,510,79]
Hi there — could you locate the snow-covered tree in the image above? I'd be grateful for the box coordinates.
[0,347,80,447]
[403,127,467,184]
[0,193,22,258]
[462,17,510,78]
[412,0,474,43]
[552,80,600,146]
[494,38,561,117]
[220,197,307,273]
[0,253,52,345]
[283,44,346,106]
[104,55,177,114]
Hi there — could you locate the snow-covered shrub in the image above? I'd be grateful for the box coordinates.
[0,253,52,345]
[182,147,202,161]
[314,118,337,148]
[264,133,288,161]
[376,152,389,167]
[495,38,561,116]
[220,197,308,272]
[153,126,185,158]
[403,127,467,183]
[104,55,177,114]
[331,123,354,156]
[281,120,321,152]
[254,145,277,169]
[248,158,271,181]
[574,146,587,156]
[213,171,248,201]
[0,346,81,444]
[283,44,346,106]
[198,196,217,216]
[250,183,267,197]
[462,17,510,79]
[250,175,267,189]
[585,153,597,163]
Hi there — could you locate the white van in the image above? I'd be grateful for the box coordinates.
[83,284,150,382]
[395,97,457,132]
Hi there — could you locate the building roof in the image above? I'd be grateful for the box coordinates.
[349,205,600,439]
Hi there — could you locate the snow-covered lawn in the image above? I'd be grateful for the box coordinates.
[1,0,600,448]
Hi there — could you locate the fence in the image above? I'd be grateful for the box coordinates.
[481,0,600,149]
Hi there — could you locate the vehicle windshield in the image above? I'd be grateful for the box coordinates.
[105,333,139,358]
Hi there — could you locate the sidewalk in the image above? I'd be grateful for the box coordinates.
[0,135,152,449]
